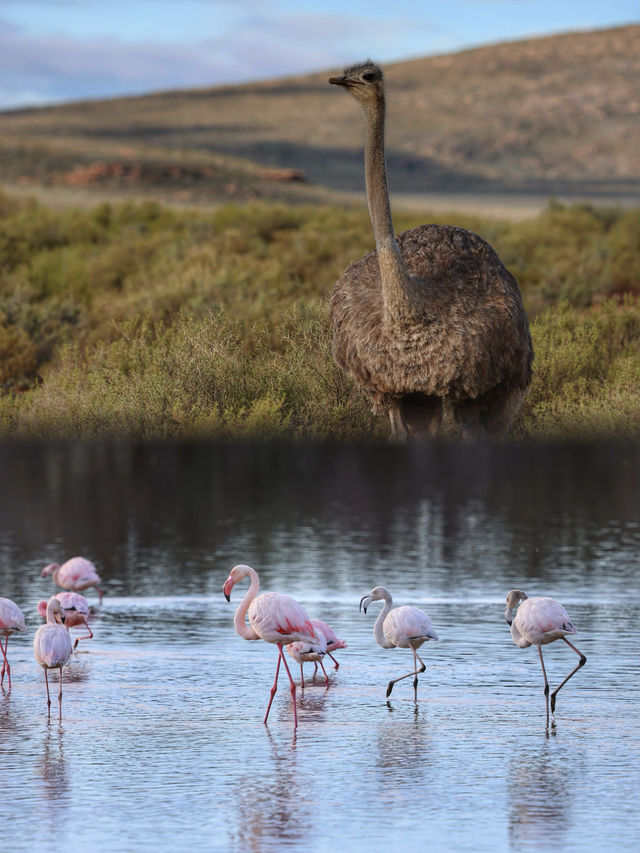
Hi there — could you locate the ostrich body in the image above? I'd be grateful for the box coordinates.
[329,62,533,439]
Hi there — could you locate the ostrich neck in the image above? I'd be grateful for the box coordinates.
[234,568,260,641]
[363,95,413,320]
[373,595,395,649]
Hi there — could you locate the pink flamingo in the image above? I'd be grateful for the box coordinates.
[33,597,73,716]
[360,585,439,700]
[287,627,329,688]
[310,618,348,669]
[505,589,587,726]
[41,557,104,604]
[37,592,93,649]
[0,597,26,688]
[223,564,316,728]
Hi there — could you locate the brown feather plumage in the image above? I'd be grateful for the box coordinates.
[329,62,533,438]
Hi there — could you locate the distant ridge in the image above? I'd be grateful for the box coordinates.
[1,25,638,202]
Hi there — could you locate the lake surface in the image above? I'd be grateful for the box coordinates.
[1,442,639,852]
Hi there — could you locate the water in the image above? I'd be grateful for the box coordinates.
[1,442,639,852]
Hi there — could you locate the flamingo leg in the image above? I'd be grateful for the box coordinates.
[550,638,587,714]
[319,659,330,688]
[73,620,94,650]
[327,651,340,669]
[277,643,298,729]
[58,666,63,716]
[386,648,426,698]
[264,650,282,724]
[44,668,51,714]
[0,636,9,686]
[97,588,104,605]
[300,663,305,689]
[537,645,550,727]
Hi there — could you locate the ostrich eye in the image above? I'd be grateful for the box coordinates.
[362,72,376,82]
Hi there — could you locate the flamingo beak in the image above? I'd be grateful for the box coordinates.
[359,595,369,614]
[223,576,234,602]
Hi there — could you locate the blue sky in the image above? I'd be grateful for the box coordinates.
[1,0,637,109]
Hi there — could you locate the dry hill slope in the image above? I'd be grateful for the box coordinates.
[1,25,638,202]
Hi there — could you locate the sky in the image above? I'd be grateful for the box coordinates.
[0,0,637,110]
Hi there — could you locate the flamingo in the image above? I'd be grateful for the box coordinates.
[223,564,316,728]
[505,589,587,726]
[33,597,73,716]
[287,627,329,688]
[37,592,93,649]
[0,597,26,688]
[359,586,439,700]
[41,557,104,604]
[310,618,348,670]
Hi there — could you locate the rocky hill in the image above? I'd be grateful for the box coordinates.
[1,24,638,202]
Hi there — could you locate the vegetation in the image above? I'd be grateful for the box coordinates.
[1,190,639,440]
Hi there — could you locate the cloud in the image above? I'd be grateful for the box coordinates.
[0,9,411,108]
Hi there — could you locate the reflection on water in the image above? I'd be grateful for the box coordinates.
[38,722,69,802]
[0,442,639,853]
[230,732,308,853]
[375,706,432,797]
[508,741,581,849]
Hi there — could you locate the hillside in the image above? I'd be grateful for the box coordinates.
[0,25,638,204]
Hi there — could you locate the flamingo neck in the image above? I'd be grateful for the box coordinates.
[373,593,395,649]
[233,567,260,641]
[45,600,61,625]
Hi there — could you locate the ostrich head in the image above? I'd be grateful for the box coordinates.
[329,60,384,105]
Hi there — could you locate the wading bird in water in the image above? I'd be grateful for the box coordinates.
[223,564,316,728]
[41,557,104,604]
[0,597,26,688]
[360,586,438,700]
[287,626,329,688]
[310,618,347,670]
[505,589,587,726]
[37,592,93,649]
[33,597,73,717]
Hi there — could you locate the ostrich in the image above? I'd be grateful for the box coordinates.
[328,61,533,439]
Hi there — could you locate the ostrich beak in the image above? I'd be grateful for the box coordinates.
[329,75,349,87]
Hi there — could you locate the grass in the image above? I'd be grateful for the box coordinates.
[1,190,639,440]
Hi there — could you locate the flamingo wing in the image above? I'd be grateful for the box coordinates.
[0,598,26,633]
[514,597,576,644]
[384,605,439,647]
[59,557,101,586]
[249,592,314,644]
[34,625,73,668]
[311,618,347,651]
[56,592,90,615]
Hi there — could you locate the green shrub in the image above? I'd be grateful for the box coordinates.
[1,193,638,439]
